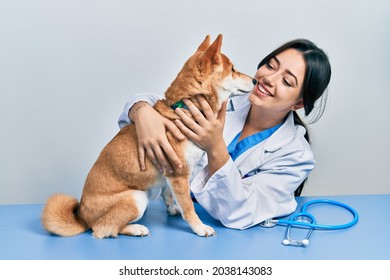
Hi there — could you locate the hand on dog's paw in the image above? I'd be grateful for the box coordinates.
[167,205,181,216]
[193,224,216,237]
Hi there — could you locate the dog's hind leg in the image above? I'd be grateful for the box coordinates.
[167,176,215,237]
[92,190,149,239]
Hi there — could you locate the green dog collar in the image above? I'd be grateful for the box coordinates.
[171,100,189,110]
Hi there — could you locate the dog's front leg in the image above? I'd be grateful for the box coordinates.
[161,185,181,216]
[167,176,215,237]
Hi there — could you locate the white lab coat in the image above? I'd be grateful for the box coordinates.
[118,93,315,230]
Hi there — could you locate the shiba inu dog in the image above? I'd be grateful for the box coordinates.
[41,34,255,238]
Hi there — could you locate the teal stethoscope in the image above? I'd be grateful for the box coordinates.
[259,199,359,247]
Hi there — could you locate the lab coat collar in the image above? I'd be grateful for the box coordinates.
[227,95,297,153]
[223,95,251,145]
[263,111,296,153]
[227,93,250,112]
[234,111,298,178]
[226,95,300,178]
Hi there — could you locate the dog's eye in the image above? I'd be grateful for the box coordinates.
[232,66,236,72]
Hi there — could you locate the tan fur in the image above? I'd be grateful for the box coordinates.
[41,34,254,238]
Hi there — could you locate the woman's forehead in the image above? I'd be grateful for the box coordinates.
[274,49,306,77]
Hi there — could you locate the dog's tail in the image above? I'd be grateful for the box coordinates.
[41,193,88,237]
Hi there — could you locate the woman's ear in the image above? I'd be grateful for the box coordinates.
[291,100,304,111]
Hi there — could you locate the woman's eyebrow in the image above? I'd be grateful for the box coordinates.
[271,56,280,66]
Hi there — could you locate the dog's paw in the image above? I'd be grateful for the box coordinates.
[193,224,216,237]
[167,205,181,216]
[120,224,150,237]
[92,226,119,239]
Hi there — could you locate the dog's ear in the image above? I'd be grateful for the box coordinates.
[202,34,223,65]
[197,35,211,52]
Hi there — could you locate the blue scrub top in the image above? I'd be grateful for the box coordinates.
[227,123,282,161]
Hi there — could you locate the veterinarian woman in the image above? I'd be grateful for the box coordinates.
[118,39,331,230]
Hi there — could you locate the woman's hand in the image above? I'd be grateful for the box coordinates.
[174,95,230,175]
[130,102,185,173]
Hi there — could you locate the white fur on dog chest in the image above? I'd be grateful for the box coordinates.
[184,141,206,170]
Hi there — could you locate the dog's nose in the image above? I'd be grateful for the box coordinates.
[252,79,257,85]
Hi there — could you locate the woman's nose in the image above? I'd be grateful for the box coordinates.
[263,75,275,87]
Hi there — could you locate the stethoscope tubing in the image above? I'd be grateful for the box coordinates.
[273,199,359,230]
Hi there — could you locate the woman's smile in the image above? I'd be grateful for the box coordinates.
[255,81,273,97]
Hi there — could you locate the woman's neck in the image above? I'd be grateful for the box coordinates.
[244,105,287,133]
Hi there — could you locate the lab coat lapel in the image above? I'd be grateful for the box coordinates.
[223,95,251,146]
[223,96,297,179]
[263,112,296,153]
[233,112,296,178]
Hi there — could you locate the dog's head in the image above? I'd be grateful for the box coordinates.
[165,34,255,112]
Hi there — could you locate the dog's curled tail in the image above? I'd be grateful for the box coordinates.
[41,193,88,237]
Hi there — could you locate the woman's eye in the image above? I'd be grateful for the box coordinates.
[266,61,274,70]
[283,78,292,87]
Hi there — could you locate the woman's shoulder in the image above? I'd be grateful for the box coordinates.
[291,124,313,158]
[265,113,313,159]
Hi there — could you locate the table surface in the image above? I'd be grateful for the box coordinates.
[0,194,389,260]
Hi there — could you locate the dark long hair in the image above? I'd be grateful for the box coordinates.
[258,39,332,196]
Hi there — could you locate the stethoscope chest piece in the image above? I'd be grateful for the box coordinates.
[282,212,316,247]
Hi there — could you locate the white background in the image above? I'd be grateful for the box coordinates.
[1,0,389,204]
[0,260,388,279]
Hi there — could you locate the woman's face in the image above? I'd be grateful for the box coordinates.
[249,48,306,117]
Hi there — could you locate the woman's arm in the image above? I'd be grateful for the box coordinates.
[118,93,161,128]
[191,150,315,229]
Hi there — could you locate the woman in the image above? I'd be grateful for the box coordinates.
[118,39,331,229]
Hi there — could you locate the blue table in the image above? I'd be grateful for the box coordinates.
[0,195,389,260]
